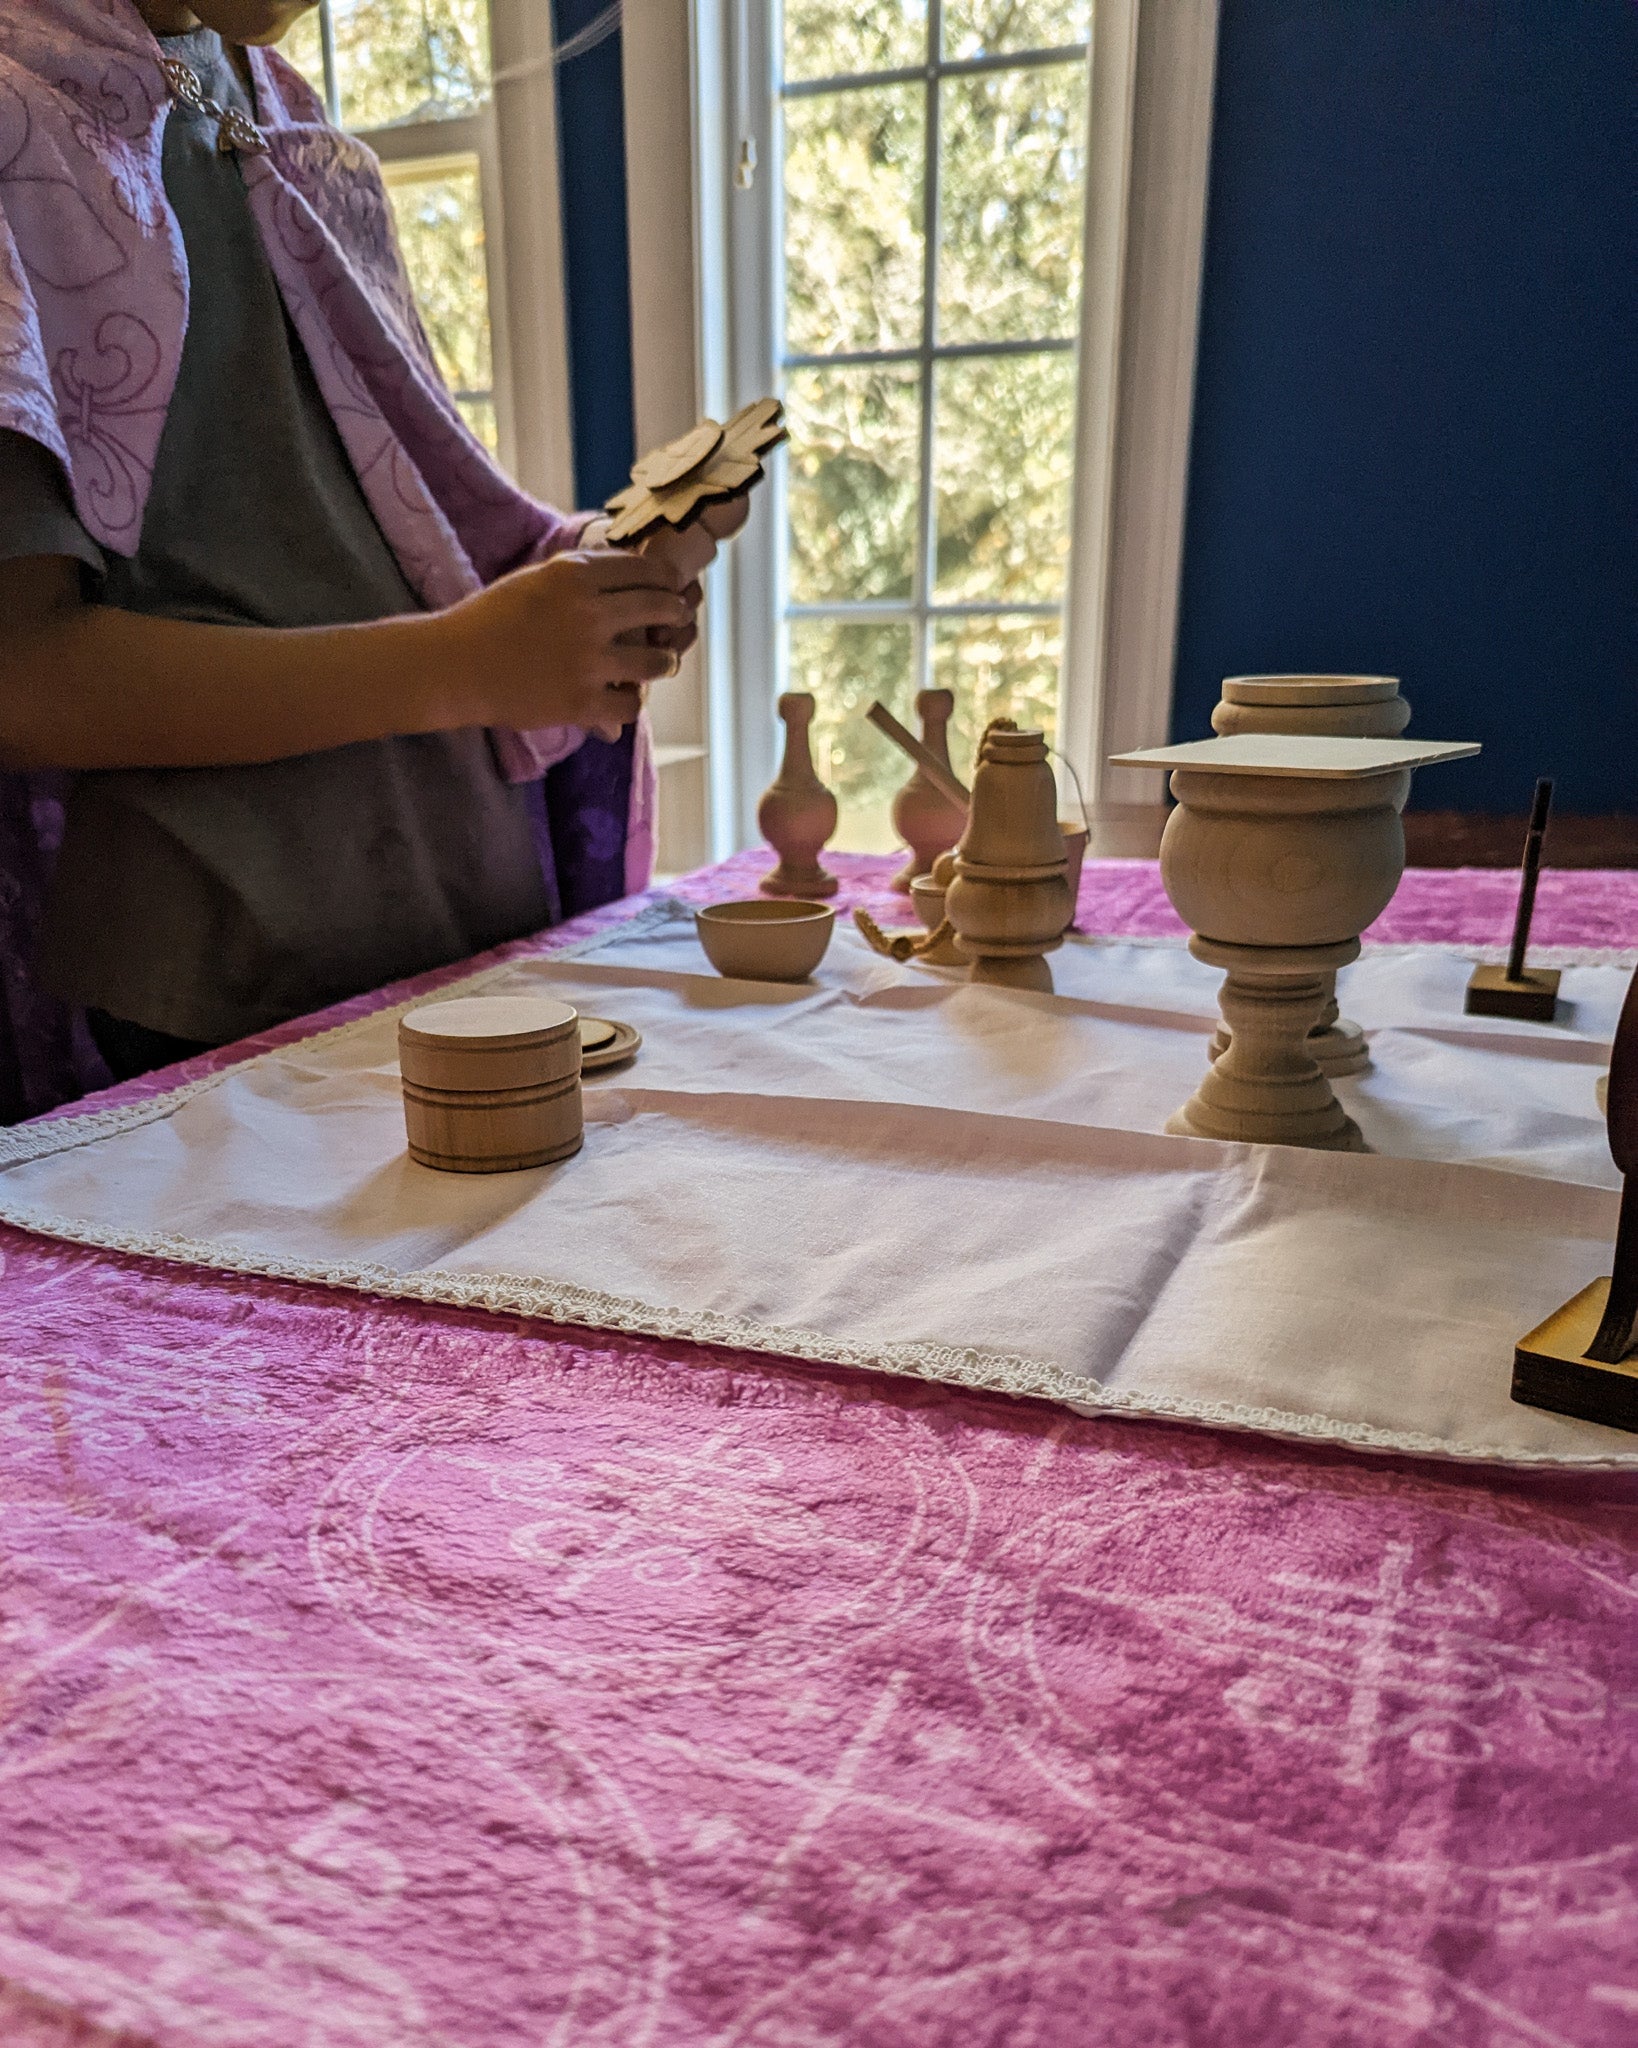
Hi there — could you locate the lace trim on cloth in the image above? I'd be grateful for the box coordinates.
[0,1201,1629,1468]
[0,900,1630,1472]
[0,899,682,1173]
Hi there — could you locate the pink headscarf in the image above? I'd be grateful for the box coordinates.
[0,0,655,891]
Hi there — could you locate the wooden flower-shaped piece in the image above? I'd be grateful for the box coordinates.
[604,397,787,545]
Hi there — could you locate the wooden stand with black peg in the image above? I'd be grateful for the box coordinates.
[1513,960,1638,1433]
[1465,778,1560,1021]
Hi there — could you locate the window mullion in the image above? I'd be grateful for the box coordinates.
[781,43,1091,103]
[317,0,341,125]
[914,0,945,704]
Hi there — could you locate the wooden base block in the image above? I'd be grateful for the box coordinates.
[1513,1278,1638,1434]
[1465,964,1561,1021]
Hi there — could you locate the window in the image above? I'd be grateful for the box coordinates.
[779,3,1091,850]
[677,0,1220,861]
[281,3,500,451]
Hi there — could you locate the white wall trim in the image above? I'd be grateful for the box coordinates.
[623,0,718,870]
[1060,0,1220,816]
[486,0,577,509]
[688,0,782,857]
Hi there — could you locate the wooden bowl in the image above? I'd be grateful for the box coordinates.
[696,899,835,981]
[909,876,946,931]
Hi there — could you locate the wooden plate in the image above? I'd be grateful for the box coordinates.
[577,1016,618,1054]
[578,1018,642,1071]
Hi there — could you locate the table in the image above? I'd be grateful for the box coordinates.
[3,855,1636,2048]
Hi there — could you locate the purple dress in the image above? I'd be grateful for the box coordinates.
[0,0,656,1119]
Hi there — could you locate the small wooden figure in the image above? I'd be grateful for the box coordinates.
[944,722,1072,993]
[888,690,968,891]
[604,399,787,545]
[759,693,839,898]
[1514,962,1638,1433]
[1466,778,1561,1022]
[399,996,583,1172]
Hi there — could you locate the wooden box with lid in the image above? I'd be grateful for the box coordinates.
[398,996,583,1173]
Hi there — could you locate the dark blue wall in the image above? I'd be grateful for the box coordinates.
[1173,0,1638,813]
[551,1,635,510]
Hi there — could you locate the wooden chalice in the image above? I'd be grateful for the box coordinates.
[1110,735,1479,1151]
[1210,676,1411,1076]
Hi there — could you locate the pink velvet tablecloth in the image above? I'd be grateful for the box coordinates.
[4,856,1638,2048]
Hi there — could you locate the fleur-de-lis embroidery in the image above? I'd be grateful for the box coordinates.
[55,311,168,544]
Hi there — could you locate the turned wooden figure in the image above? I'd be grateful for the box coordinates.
[1211,676,1411,1075]
[1514,962,1638,1433]
[759,692,839,899]
[1109,734,1480,1150]
[944,722,1072,993]
[889,690,967,891]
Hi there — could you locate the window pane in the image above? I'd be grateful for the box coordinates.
[790,620,916,853]
[784,85,925,357]
[933,352,1076,603]
[783,3,927,83]
[785,364,920,604]
[383,157,497,452]
[938,63,1087,346]
[942,0,1091,60]
[279,9,326,102]
[931,615,1064,773]
[455,396,499,453]
[332,0,490,130]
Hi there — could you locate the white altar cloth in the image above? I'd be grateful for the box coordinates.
[0,909,1629,1467]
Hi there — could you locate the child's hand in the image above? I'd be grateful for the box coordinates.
[442,548,695,735]
[639,491,752,590]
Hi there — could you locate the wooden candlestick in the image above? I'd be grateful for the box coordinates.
[1210,676,1411,1075]
[1466,778,1560,1021]
[1110,735,1481,1150]
[944,722,1072,993]
[759,692,839,899]
[1514,961,1638,1433]
[888,690,967,891]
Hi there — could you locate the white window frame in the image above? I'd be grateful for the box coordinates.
[626,0,1219,863]
[303,0,577,509]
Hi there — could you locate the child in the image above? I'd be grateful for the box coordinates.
[0,0,741,1095]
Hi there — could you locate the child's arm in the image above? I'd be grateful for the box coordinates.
[0,549,691,773]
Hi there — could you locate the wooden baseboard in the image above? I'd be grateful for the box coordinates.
[1403,812,1638,869]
